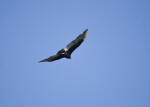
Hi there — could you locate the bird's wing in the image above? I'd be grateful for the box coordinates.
[39,54,63,62]
[65,29,88,54]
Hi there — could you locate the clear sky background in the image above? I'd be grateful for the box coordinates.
[0,0,150,107]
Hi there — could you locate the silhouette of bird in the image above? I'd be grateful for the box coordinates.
[39,29,88,62]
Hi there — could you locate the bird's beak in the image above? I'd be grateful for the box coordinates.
[70,57,72,59]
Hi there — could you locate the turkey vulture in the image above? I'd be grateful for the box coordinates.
[39,29,88,62]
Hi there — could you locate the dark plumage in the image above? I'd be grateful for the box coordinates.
[39,29,88,62]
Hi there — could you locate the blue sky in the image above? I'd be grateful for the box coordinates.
[0,0,150,107]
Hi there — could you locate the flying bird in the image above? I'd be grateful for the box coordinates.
[39,29,88,62]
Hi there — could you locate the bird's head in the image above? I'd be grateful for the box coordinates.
[64,52,72,59]
[66,55,72,59]
[69,56,72,59]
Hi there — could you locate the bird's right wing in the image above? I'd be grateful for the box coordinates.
[66,29,88,54]
[39,54,62,62]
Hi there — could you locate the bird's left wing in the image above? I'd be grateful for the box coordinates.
[39,54,63,62]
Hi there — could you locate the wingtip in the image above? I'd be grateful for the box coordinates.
[83,29,88,33]
[84,29,88,32]
[83,29,88,40]
[39,60,46,63]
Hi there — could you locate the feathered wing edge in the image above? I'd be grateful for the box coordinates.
[65,29,88,53]
[39,54,62,62]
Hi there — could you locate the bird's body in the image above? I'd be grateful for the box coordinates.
[39,29,88,62]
